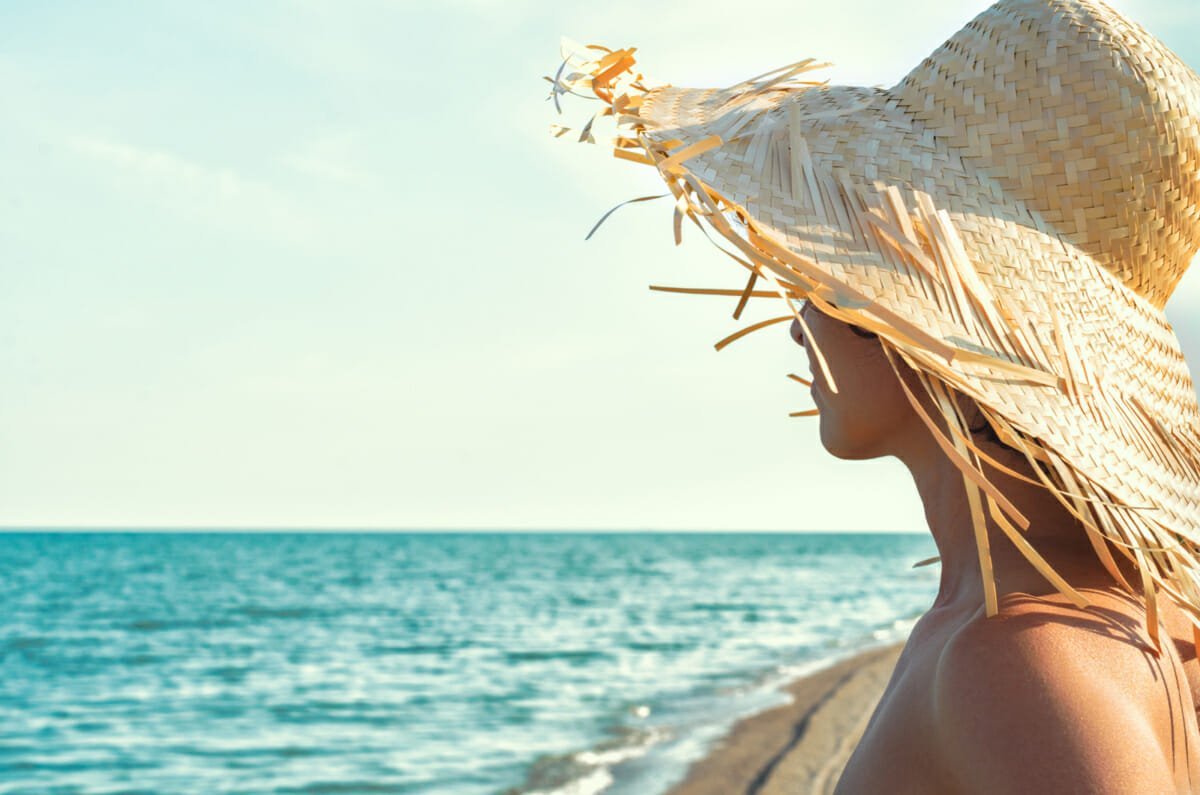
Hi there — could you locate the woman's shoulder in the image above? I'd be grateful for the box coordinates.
[938,587,1179,714]
[952,587,1161,655]
[929,589,1197,793]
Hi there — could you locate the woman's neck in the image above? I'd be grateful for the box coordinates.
[896,434,1109,613]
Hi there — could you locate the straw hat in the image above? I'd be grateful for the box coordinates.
[545,0,1200,648]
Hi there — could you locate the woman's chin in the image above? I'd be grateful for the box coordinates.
[818,423,851,459]
[818,421,881,461]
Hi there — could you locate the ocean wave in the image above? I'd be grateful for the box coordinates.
[624,640,691,653]
[369,642,467,656]
[274,782,409,794]
[529,767,612,795]
[504,649,612,664]
[233,605,324,621]
[1,531,937,795]
[505,725,668,795]
[122,617,239,632]
[687,601,760,612]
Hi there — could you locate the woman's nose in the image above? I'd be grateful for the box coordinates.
[789,318,805,346]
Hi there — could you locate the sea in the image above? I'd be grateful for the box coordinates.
[0,531,939,795]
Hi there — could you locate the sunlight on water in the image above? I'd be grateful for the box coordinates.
[0,532,937,794]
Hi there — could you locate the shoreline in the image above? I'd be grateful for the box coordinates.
[664,642,904,795]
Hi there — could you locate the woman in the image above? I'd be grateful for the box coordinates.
[548,0,1200,790]
[793,300,1200,791]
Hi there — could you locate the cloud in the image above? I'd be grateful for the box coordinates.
[167,1,417,84]
[65,134,317,246]
[68,135,257,198]
[282,130,370,184]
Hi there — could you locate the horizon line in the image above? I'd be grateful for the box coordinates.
[0,526,928,534]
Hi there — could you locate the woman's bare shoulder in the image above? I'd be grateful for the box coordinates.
[929,591,1190,794]
[955,588,1163,654]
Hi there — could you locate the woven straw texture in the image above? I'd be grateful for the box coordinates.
[546,0,1200,646]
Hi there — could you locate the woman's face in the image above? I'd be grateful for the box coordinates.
[789,301,919,460]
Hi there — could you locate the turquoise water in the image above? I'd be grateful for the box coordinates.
[0,532,937,794]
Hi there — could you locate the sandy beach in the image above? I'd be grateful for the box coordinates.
[667,642,904,795]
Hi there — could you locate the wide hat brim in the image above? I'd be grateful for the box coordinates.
[547,1,1200,640]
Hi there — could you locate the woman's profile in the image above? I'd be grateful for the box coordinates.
[547,0,1200,790]
[793,299,1200,791]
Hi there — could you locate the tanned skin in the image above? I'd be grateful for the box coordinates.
[789,301,1200,794]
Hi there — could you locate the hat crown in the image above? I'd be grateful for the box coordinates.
[892,0,1200,308]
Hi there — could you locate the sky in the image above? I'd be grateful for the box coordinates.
[3,0,1200,531]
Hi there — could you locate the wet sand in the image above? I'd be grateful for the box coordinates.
[666,642,904,795]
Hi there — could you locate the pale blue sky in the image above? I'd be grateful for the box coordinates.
[4,0,1200,530]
